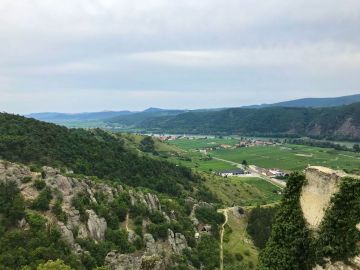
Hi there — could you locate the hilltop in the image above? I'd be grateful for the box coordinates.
[0,113,200,196]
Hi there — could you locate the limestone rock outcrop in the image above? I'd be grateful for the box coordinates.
[86,209,107,241]
[0,160,192,269]
[300,166,346,229]
[105,252,165,270]
[168,229,188,254]
[301,166,360,270]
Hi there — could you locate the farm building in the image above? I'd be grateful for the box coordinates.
[218,169,245,177]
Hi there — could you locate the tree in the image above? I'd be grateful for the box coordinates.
[37,259,73,270]
[241,160,248,166]
[258,173,313,270]
[353,144,360,152]
[32,187,53,211]
[247,206,277,249]
[139,136,156,153]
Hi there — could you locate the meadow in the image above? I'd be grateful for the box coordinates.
[224,210,258,269]
[205,176,282,206]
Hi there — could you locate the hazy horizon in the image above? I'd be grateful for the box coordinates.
[1,1,360,114]
[20,92,358,115]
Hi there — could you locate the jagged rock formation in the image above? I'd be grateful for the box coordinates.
[105,252,165,270]
[300,166,360,270]
[86,209,107,241]
[0,160,194,270]
[168,229,188,254]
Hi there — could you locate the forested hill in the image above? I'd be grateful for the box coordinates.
[0,113,199,196]
[140,102,360,140]
[244,93,360,108]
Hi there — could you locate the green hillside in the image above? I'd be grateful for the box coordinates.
[139,103,360,140]
[0,113,199,196]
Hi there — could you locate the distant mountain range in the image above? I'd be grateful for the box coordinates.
[26,94,360,139]
[139,102,360,140]
[27,110,134,123]
[244,94,360,108]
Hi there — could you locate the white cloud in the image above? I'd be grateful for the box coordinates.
[128,43,360,71]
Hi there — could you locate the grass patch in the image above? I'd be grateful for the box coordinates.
[224,210,258,269]
[205,176,282,207]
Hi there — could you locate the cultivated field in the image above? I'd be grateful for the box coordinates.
[212,144,360,172]
[168,138,360,173]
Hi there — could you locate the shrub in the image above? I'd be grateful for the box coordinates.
[33,179,46,190]
[32,187,52,211]
[52,200,67,223]
[21,176,32,183]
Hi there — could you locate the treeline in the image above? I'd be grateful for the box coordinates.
[285,138,360,153]
[138,102,360,140]
[0,113,200,196]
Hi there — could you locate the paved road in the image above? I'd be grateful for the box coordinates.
[212,156,285,189]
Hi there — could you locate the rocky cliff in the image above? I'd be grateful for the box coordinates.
[300,166,360,270]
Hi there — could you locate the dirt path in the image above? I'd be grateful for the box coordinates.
[125,213,130,232]
[218,207,235,270]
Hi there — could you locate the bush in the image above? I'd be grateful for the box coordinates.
[149,211,166,224]
[105,229,134,253]
[52,200,67,223]
[26,211,46,230]
[32,187,52,211]
[195,207,224,225]
[235,253,243,261]
[37,259,73,270]
[21,176,32,183]
[0,181,25,225]
[33,179,46,190]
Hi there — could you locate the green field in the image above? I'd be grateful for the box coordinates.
[205,176,282,207]
[168,138,360,173]
[212,144,360,172]
[168,137,239,150]
[165,149,236,172]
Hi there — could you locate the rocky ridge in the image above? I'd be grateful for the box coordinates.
[0,160,195,270]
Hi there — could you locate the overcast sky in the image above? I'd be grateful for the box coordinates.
[1,0,360,114]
